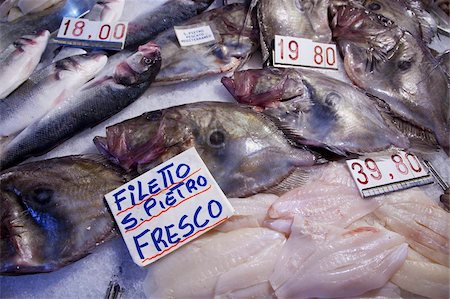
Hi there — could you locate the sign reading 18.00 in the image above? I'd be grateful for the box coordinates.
[273,35,338,70]
[55,17,128,50]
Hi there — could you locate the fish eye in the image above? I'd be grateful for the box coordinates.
[145,110,162,121]
[325,92,340,106]
[29,188,54,205]
[397,60,412,71]
[141,56,153,65]
[208,130,226,148]
[368,2,381,11]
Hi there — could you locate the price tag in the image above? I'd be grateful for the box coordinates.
[54,17,128,50]
[174,23,216,47]
[273,35,338,70]
[104,148,234,266]
[346,151,433,198]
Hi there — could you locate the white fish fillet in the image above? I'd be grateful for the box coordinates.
[0,30,49,99]
[345,282,402,299]
[216,194,278,233]
[374,187,450,266]
[270,217,408,299]
[267,162,381,234]
[144,228,285,299]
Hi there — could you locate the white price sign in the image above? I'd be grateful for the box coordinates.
[273,35,338,70]
[104,148,234,266]
[55,17,128,50]
[346,151,433,198]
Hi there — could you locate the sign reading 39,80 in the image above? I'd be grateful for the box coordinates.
[55,17,128,50]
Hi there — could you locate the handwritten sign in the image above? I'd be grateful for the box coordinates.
[346,151,433,198]
[174,23,216,47]
[273,35,338,70]
[105,148,234,266]
[55,17,128,50]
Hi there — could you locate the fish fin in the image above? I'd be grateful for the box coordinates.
[264,168,310,195]
[388,115,440,149]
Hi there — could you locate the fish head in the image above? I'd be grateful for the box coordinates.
[114,41,161,85]
[222,68,305,107]
[192,0,216,13]
[13,29,49,53]
[94,102,317,196]
[54,52,108,80]
[0,156,122,274]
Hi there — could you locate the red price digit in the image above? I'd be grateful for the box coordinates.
[99,24,111,40]
[73,20,85,37]
[351,162,369,185]
[365,158,382,180]
[113,23,126,39]
[405,153,422,173]
[326,47,336,66]
[391,154,409,175]
[278,38,284,60]
[288,40,299,60]
[314,45,323,65]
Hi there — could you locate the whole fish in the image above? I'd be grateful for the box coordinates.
[222,68,409,155]
[0,0,97,52]
[154,3,259,85]
[252,0,332,63]
[94,102,318,197]
[0,42,161,170]
[333,0,437,43]
[331,4,449,152]
[124,0,214,49]
[0,30,49,99]
[0,53,107,137]
[0,155,127,275]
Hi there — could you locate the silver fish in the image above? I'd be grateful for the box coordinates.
[0,30,49,99]
[124,0,214,49]
[222,67,410,155]
[154,3,259,85]
[0,42,161,170]
[0,0,97,52]
[0,155,126,275]
[0,53,107,137]
[86,0,124,22]
[253,0,332,63]
[331,4,449,152]
[94,102,318,197]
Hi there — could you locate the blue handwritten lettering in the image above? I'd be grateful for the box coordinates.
[179,214,194,238]
[112,188,126,211]
[208,200,222,218]
[157,163,175,188]
[151,227,167,252]
[133,229,150,259]
[121,212,138,230]
[165,224,181,244]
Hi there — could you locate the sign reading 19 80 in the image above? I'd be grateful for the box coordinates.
[55,17,128,50]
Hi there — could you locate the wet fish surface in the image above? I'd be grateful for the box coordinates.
[124,0,214,49]
[86,0,125,22]
[331,4,449,152]
[94,101,318,198]
[0,30,49,99]
[0,0,97,52]
[0,53,107,137]
[0,155,127,275]
[222,67,409,155]
[153,3,259,85]
[253,0,332,63]
[0,42,161,170]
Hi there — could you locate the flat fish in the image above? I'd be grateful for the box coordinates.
[222,67,409,155]
[331,4,449,152]
[0,155,127,275]
[0,30,49,99]
[94,101,318,198]
[153,4,259,85]
[143,227,285,298]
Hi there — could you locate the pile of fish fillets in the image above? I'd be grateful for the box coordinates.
[0,0,449,298]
